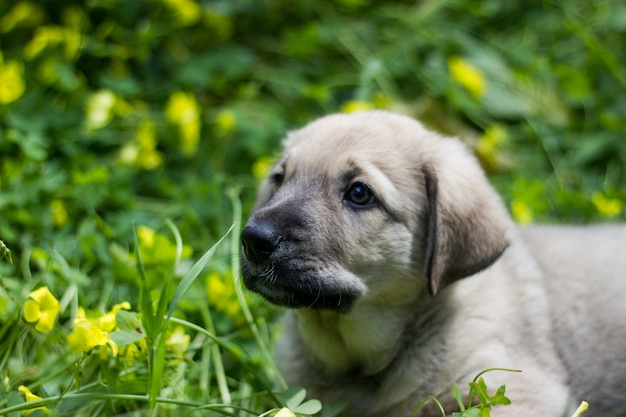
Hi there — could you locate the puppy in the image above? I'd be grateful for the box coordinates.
[240,111,626,417]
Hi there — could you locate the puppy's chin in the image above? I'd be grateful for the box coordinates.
[241,259,364,313]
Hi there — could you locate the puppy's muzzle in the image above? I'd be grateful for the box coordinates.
[240,214,362,312]
[241,222,282,266]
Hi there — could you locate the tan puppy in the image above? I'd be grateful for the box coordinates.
[240,111,626,417]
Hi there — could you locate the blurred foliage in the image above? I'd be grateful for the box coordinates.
[0,0,625,415]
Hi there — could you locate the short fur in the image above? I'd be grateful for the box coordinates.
[240,111,626,417]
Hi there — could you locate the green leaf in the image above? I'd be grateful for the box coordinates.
[284,387,307,410]
[460,409,480,417]
[108,329,144,347]
[468,378,490,405]
[489,385,511,406]
[292,399,322,415]
[115,310,142,333]
[453,383,465,411]
[282,387,322,415]
[110,310,145,347]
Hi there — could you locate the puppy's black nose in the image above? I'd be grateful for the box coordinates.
[241,222,282,265]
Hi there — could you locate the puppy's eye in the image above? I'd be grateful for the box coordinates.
[271,171,285,186]
[344,182,376,207]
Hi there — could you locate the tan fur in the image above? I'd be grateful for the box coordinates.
[240,111,626,417]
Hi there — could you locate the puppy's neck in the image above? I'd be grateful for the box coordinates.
[295,301,417,376]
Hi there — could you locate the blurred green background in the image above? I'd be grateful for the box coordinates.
[2,0,626,285]
[0,0,625,414]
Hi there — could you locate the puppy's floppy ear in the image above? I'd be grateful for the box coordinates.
[422,159,511,296]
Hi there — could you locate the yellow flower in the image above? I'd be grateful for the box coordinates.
[67,317,119,356]
[448,57,486,99]
[0,2,45,33]
[23,287,61,333]
[216,109,236,135]
[165,91,201,156]
[18,386,51,416]
[476,124,508,169]
[67,303,130,357]
[85,90,116,130]
[0,52,26,104]
[373,93,391,109]
[252,156,276,180]
[166,326,190,364]
[24,26,83,61]
[205,271,242,318]
[119,339,146,366]
[137,225,193,265]
[50,199,69,227]
[592,192,623,218]
[138,225,156,248]
[341,100,374,114]
[96,301,131,332]
[162,0,202,26]
[119,143,140,165]
[511,199,533,224]
[135,120,163,170]
[61,28,83,61]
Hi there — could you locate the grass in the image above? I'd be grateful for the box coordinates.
[0,196,289,417]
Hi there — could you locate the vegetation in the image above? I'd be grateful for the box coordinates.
[0,0,624,415]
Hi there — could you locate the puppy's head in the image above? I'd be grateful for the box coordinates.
[241,111,512,312]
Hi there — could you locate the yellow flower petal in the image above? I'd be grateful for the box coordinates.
[1,2,45,33]
[252,156,276,180]
[85,90,116,130]
[50,199,69,227]
[0,58,26,104]
[135,120,163,170]
[30,287,59,309]
[592,192,623,218]
[68,317,118,356]
[137,225,156,248]
[275,407,296,417]
[97,301,130,332]
[23,299,41,323]
[165,91,201,156]
[67,318,93,352]
[448,57,486,99]
[162,0,202,26]
[341,100,374,114]
[166,326,190,356]
[511,199,533,224]
[18,385,51,415]
[216,109,236,134]
[107,338,119,357]
[34,310,57,333]
[23,287,60,333]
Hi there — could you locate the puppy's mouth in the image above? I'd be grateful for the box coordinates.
[241,259,362,312]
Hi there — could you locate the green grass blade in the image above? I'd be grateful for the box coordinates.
[227,189,287,390]
[165,219,184,271]
[166,223,234,324]
[134,226,156,341]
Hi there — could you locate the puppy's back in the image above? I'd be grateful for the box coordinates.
[520,225,626,416]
